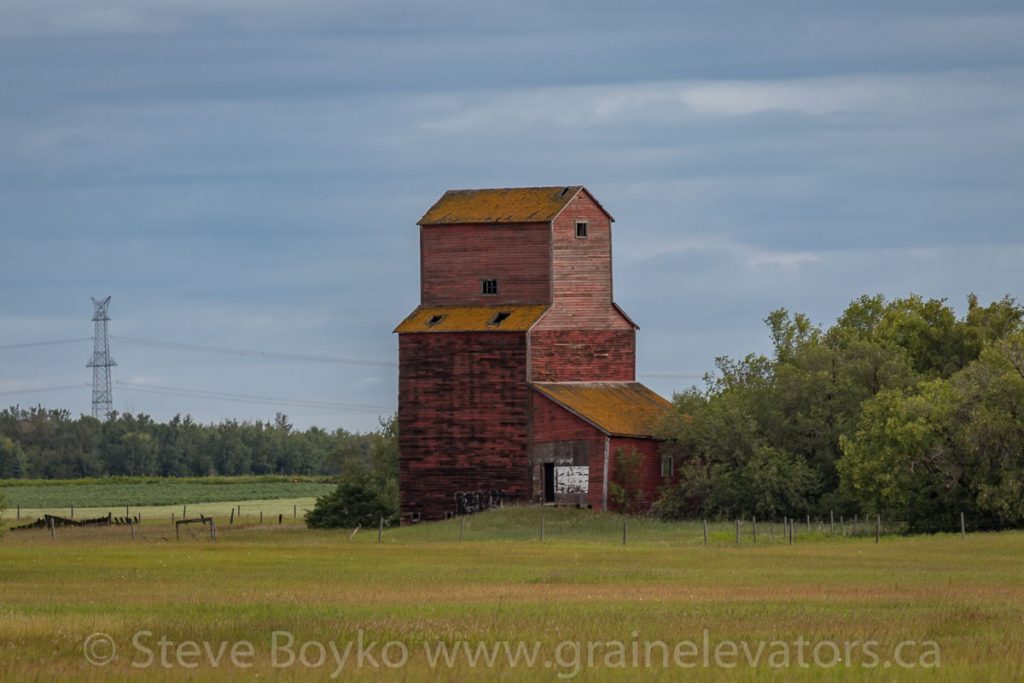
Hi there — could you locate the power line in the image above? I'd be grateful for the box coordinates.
[0,337,91,350]
[116,381,393,413]
[0,383,90,397]
[0,337,701,380]
[114,336,398,368]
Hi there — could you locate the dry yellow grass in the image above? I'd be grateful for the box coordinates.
[1,507,1022,681]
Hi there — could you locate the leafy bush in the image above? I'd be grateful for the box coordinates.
[305,476,397,529]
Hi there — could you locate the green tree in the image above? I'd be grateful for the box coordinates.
[839,331,1024,529]
[0,435,28,478]
[656,294,1022,524]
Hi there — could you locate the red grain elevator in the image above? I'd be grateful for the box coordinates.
[395,186,673,522]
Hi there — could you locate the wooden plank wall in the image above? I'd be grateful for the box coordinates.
[420,222,550,305]
[398,331,531,521]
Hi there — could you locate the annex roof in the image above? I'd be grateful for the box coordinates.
[419,186,611,225]
[394,305,549,333]
[531,382,674,438]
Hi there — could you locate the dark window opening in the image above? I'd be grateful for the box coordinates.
[481,279,498,295]
[661,454,674,478]
[426,314,445,327]
[489,311,511,326]
[575,221,588,238]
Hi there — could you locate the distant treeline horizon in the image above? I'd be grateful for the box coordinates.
[0,407,394,479]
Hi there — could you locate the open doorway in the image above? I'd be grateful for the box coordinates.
[543,463,555,503]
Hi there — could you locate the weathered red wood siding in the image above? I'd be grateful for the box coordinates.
[608,437,664,512]
[534,190,632,329]
[398,331,531,520]
[529,190,635,380]
[420,222,550,305]
[530,392,607,509]
[529,329,635,381]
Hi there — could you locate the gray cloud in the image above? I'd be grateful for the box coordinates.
[1,1,1022,429]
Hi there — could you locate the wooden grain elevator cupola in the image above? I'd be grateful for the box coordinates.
[395,186,673,522]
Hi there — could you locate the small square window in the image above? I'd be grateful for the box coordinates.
[661,455,674,478]
[575,221,588,238]
[481,279,498,295]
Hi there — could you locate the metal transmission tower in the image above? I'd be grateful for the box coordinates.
[87,296,116,418]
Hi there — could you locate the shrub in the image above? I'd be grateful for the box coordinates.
[305,476,397,529]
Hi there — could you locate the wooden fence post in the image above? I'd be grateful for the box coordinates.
[294,505,297,519]
[210,520,217,542]
[459,516,465,541]
[540,514,545,542]
[960,512,966,540]
[278,513,283,525]
[49,516,55,540]
[830,510,834,535]
[16,504,19,520]
[175,521,180,541]
[622,520,627,546]
[806,515,810,533]
[378,517,384,544]
[752,517,757,544]
[875,514,881,543]
[702,519,708,546]
[70,504,74,520]
[229,508,234,525]
[171,512,175,522]
[735,519,740,545]
[182,505,187,518]
[259,511,263,525]
[788,518,794,545]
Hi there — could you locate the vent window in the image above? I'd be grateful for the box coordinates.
[575,221,588,238]
[425,314,445,327]
[489,311,511,326]
[481,279,498,295]
[661,454,674,478]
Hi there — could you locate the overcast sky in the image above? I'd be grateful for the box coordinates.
[1,1,1022,431]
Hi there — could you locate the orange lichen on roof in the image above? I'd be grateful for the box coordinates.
[394,305,549,333]
[531,382,674,437]
[419,186,583,225]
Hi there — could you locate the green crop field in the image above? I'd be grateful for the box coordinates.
[0,476,335,518]
[2,506,1022,681]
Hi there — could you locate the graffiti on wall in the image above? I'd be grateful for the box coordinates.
[554,466,589,494]
[454,490,506,515]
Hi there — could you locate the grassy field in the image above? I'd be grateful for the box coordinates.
[2,506,1022,681]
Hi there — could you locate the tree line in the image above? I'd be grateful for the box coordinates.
[0,408,396,479]
[655,293,1024,531]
